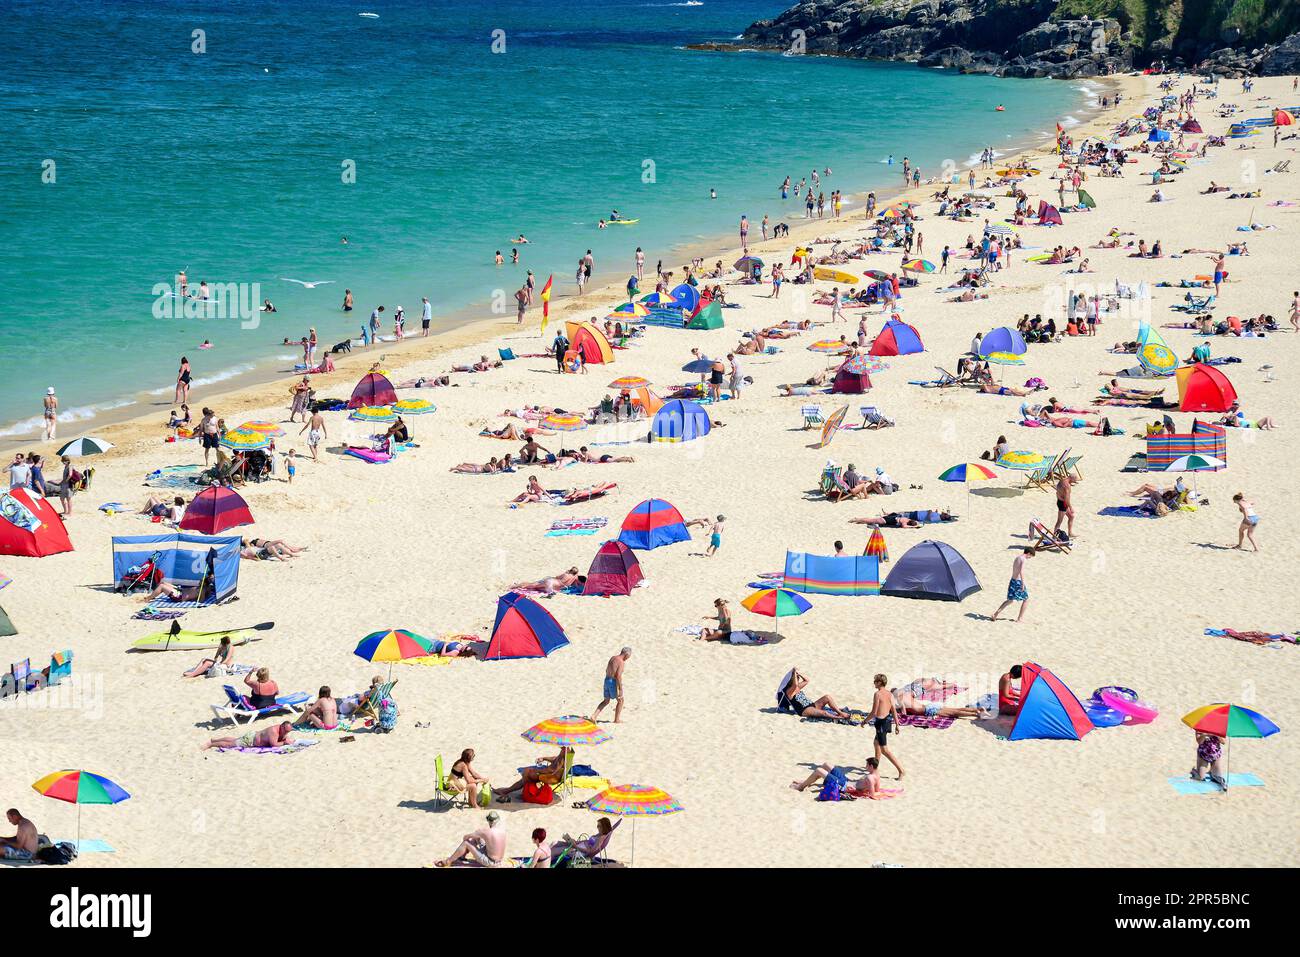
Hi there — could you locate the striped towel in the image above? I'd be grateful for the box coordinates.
[217,740,317,754]
[897,713,955,730]
[546,517,607,537]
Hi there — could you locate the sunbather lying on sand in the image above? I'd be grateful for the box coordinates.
[480,423,536,441]
[791,757,883,797]
[892,680,987,719]
[979,382,1034,397]
[780,668,853,720]
[1103,379,1164,398]
[451,356,502,373]
[778,372,830,396]
[240,537,304,561]
[450,455,512,474]
[202,721,294,751]
[140,581,203,603]
[509,567,582,595]
[850,512,938,528]
[394,375,450,388]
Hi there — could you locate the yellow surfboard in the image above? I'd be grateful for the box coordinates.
[813,267,860,284]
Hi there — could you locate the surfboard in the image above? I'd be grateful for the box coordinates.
[131,621,274,652]
[813,267,860,284]
[608,219,639,225]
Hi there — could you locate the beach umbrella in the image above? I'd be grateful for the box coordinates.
[840,354,879,376]
[237,421,286,437]
[586,783,683,866]
[741,587,811,640]
[997,450,1046,471]
[32,770,130,854]
[939,462,997,507]
[808,339,850,354]
[901,259,935,274]
[734,255,764,273]
[985,223,1016,238]
[865,527,889,562]
[982,350,1025,383]
[681,359,714,374]
[393,398,436,415]
[218,428,271,451]
[1165,453,1225,493]
[608,375,651,390]
[349,406,396,424]
[639,291,680,307]
[863,269,890,281]
[608,301,649,319]
[55,437,113,457]
[980,326,1027,356]
[542,412,587,432]
[1181,704,1279,787]
[817,405,849,450]
[354,628,436,679]
[522,715,611,748]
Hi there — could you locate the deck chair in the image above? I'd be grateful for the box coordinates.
[552,748,577,799]
[801,405,824,430]
[552,819,622,868]
[1025,454,1060,491]
[352,679,397,723]
[820,466,846,502]
[211,685,310,725]
[11,658,44,694]
[1058,454,1084,481]
[860,406,893,429]
[1029,519,1071,554]
[931,366,964,388]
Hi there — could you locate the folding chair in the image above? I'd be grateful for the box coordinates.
[352,679,397,723]
[433,754,459,809]
[553,749,577,799]
[820,466,846,502]
[800,405,824,430]
[1029,519,1071,554]
[1024,454,1060,491]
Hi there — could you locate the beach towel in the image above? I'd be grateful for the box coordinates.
[343,446,392,464]
[897,713,955,730]
[545,517,608,537]
[55,839,114,853]
[399,655,454,667]
[1204,628,1297,647]
[132,608,187,621]
[294,722,355,734]
[1167,773,1263,795]
[215,740,317,755]
[674,624,704,637]
[98,502,126,513]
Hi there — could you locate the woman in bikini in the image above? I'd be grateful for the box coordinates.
[700,598,733,641]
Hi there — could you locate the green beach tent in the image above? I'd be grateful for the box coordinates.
[0,605,15,637]
[1078,188,1096,209]
[686,301,723,330]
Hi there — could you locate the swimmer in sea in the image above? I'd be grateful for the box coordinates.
[514,234,529,244]
[494,250,504,265]
[598,219,607,229]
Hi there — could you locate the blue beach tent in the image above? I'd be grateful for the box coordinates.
[1008,661,1094,741]
[651,398,711,443]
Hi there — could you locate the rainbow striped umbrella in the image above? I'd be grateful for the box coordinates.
[1181,703,1280,787]
[938,463,997,483]
[354,628,436,678]
[865,527,889,562]
[0,570,11,591]
[586,783,683,866]
[350,406,396,423]
[608,301,649,318]
[32,770,130,853]
[219,428,271,451]
[741,587,811,639]
[522,715,611,748]
[608,375,651,390]
[542,412,587,432]
[238,421,286,437]
[817,405,848,450]
[902,258,935,273]
[393,399,437,415]
[808,339,850,354]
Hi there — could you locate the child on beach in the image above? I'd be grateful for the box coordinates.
[284,449,297,484]
[1232,492,1259,551]
[1192,731,1226,788]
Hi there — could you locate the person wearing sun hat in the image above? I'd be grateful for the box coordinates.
[43,386,58,441]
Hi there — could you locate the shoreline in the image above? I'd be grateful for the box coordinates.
[1,71,1129,458]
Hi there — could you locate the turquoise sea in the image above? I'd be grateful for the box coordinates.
[0,0,1090,436]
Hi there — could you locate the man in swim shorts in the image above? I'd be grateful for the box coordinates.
[991,549,1034,623]
[300,409,327,462]
[591,647,631,724]
[869,674,904,779]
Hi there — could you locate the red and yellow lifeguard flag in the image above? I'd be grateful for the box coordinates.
[539,274,554,334]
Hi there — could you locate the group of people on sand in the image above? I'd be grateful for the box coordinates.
[434,807,618,868]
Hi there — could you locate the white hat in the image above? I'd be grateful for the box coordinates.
[46,387,55,395]
[875,467,885,475]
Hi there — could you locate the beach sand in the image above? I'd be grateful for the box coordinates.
[2,73,1296,868]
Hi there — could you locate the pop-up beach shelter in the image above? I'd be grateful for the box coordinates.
[1036,201,1063,226]
[484,591,570,660]
[832,355,873,394]
[881,540,980,601]
[178,485,254,535]
[670,283,701,314]
[564,321,615,365]
[979,326,1027,357]
[348,372,398,410]
[651,399,711,443]
[868,319,924,356]
[583,540,644,596]
[1148,128,1171,142]
[0,488,73,558]
[0,606,15,637]
[686,301,723,329]
[1008,662,1094,741]
[618,499,690,550]
[1177,363,1237,412]
[111,533,242,604]
[1182,118,1203,133]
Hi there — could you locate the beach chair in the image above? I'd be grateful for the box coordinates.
[1179,293,1215,314]
[1029,519,1071,554]
[800,405,824,430]
[11,658,44,694]
[433,754,459,809]
[211,685,310,725]
[552,748,577,799]
[46,650,73,687]
[860,406,893,429]
[820,466,847,502]
[1058,454,1084,482]
[932,366,964,388]
[351,680,396,723]
[1024,454,1060,491]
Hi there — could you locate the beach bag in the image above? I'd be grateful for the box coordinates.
[377,698,398,732]
[522,781,554,805]
[477,783,492,808]
[35,842,77,865]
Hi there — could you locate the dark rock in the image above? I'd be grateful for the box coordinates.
[1259,33,1300,76]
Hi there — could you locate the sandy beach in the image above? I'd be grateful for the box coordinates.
[2,72,1296,869]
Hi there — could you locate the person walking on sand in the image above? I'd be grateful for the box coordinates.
[1289,291,1299,333]
[42,387,58,441]
[515,285,527,325]
[1232,492,1259,551]
[591,647,631,724]
[300,408,327,462]
[1053,472,1075,541]
[686,514,725,556]
[991,548,1034,622]
[868,674,904,780]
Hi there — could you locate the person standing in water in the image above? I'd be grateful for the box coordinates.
[42,387,58,441]
[421,296,432,336]
[343,288,353,312]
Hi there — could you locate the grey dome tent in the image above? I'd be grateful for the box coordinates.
[881,540,980,601]
[0,605,15,636]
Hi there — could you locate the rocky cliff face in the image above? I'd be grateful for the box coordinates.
[736,0,1300,78]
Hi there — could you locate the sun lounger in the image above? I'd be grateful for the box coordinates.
[1029,518,1071,554]
[351,680,396,723]
[801,405,824,430]
[1024,454,1060,491]
[211,685,310,725]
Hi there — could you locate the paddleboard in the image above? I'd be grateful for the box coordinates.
[132,621,273,652]
[813,267,860,284]
[608,219,639,225]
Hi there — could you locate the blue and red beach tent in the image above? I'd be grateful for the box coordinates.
[348,372,398,410]
[483,591,570,661]
[178,485,254,535]
[617,498,690,551]
[583,540,644,596]
[868,319,924,357]
[1008,661,1094,741]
